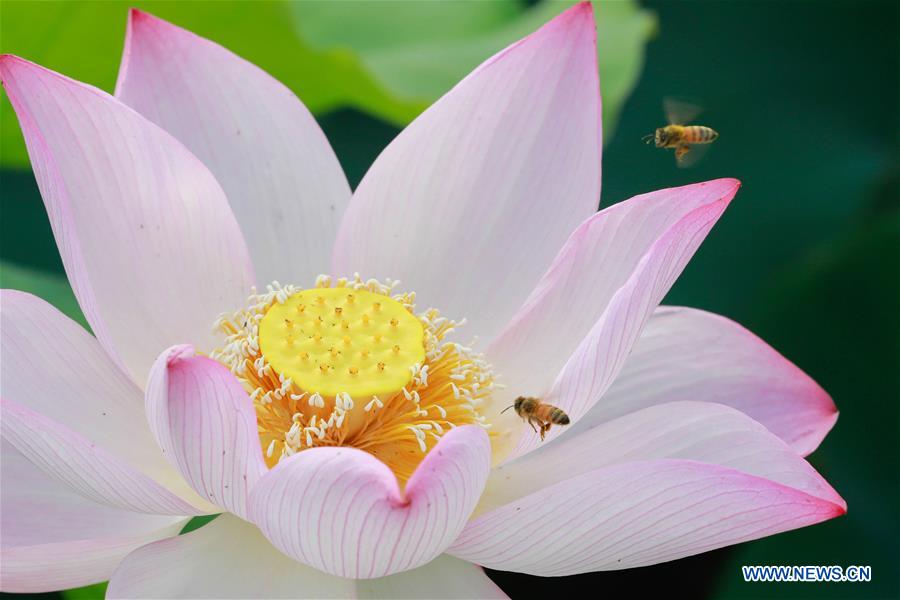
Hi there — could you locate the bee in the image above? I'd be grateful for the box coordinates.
[644,99,718,167]
[501,396,570,441]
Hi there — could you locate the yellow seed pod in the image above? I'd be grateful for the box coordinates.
[258,288,425,397]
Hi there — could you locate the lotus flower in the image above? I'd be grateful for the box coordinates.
[0,3,844,597]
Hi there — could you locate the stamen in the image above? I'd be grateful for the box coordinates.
[210,275,495,483]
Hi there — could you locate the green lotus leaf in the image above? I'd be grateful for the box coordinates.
[0,0,654,168]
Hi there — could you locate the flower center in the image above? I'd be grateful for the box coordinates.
[257,287,425,398]
[212,275,495,483]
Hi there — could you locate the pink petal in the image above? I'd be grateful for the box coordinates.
[0,55,254,386]
[493,179,740,459]
[108,514,506,599]
[1,441,184,593]
[479,401,844,515]
[450,459,845,575]
[116,10,351,286]
[248,425,491,578]
[107,514,355,599]
[2,398,209,516]
[0,290,211,513]
[145,345,267,518]
[488,180,740,397]
[358,555,508,600]
[582,306,838,456]
[331,3,601,344]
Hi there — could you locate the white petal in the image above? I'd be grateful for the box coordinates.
[0,56,254,385]
[358,554,508,599]
[1,441,185,593]
[478,401,844,514]
[248,426,491,578]
[1,290,212,512]
[107,514,355,599]
[2,398,212,515]
[144,345,267,518]
[116,11,351,285]
[332,4,601,345]
[580,306,838,456]
[489,180,739,459]
[451,460,844,575]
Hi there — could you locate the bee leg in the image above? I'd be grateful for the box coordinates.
[527,418,540,434]
[539,422,551,441]
[675,144,691,161]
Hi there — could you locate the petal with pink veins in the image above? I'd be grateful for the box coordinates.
[107,514,354,599]
[2,398,213,516]
[358,554,508,600]
[492,179,740,459]
[450,460,845,576]
[578,306,838,456]
[0,55,254,386]
[145,346,267,518]
[488,179,740,399]
[1,441,185,593]
[477,401,844,515]
[332,3,601,345]
[248,425,491,579]
[108,514,505,599]
[0,290,212,512]
[116,10,351,286]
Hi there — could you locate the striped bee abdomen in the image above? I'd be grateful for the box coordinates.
[683,125,719,144]
[550,407,570,424]
[535,403,570,425]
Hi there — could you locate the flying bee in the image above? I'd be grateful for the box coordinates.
[643,99,718,167]
[501,396,570,441]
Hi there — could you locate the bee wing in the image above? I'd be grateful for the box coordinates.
[676,141,712,168]
[664,97,704,125]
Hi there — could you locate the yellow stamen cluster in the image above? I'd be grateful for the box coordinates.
[212,275,495,483]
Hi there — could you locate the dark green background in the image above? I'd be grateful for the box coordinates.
[1,0,897,598]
